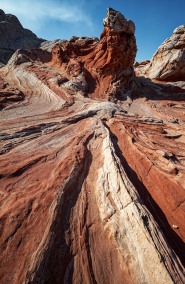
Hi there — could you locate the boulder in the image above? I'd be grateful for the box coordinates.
[147,25,185,81]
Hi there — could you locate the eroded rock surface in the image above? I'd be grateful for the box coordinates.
[143,25,185,81]
[0,8,185,284]
[0,9,44,64]
[49,8,137,100]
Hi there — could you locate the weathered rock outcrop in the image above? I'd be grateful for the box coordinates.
[0,9,44,64]
[49,8,137,100]
[146,25,185,81]
[0,8,185,284]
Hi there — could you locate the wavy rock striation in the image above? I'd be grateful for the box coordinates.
[0,7,185,284]
[50,8,137,100]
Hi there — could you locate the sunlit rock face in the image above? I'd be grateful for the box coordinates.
[146,25,185,81]
[50,8,137,100]
[0,8,185,284]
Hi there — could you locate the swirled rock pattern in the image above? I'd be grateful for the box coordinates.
[49,8,137,100]
[0,8,185,284]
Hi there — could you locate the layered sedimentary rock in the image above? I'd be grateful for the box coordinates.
[0,9,44,64]
[49,8,137,100]
[137,25,185,81]
[0,8,185,284]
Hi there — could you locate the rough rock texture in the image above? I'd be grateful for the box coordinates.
[40,40,65,52]
[49,8,137,100]
[143,25,185,81]
[0,8,185,284]
[0,9,44,64]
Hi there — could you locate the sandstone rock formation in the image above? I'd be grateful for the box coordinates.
[49,8,137,100]
[0,7,185,284]
[137,25,185,81]
[0,9,44,64]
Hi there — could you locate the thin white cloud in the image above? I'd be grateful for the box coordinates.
[0,0,93,32]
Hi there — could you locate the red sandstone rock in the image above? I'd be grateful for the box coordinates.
[0,7,185,284]
[49,8,137,100]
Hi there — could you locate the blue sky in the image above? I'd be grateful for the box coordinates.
[1,0,185,61]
